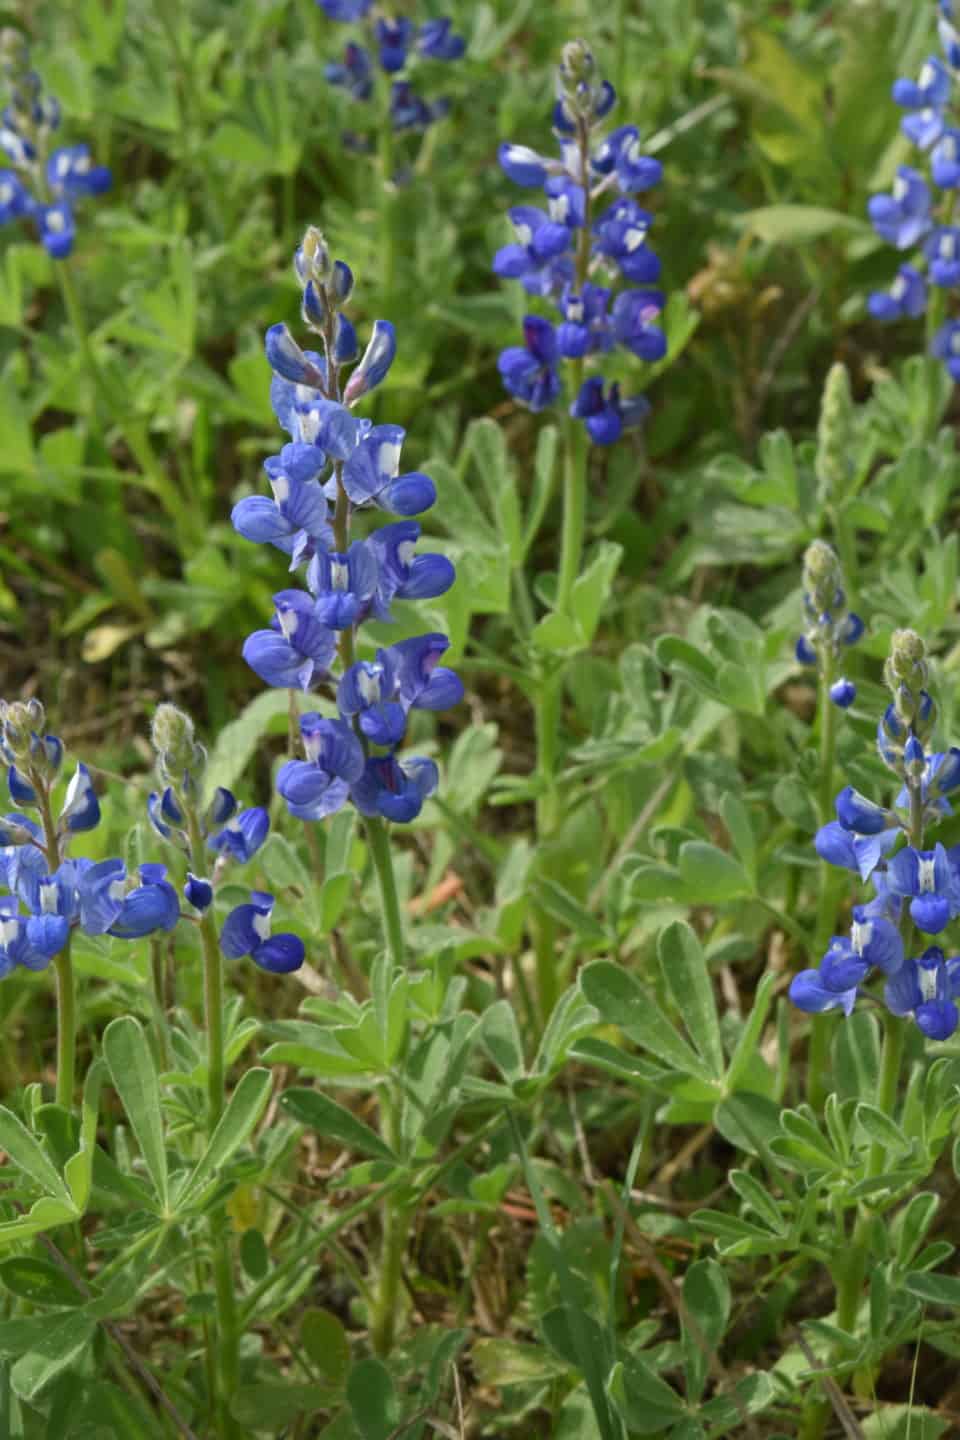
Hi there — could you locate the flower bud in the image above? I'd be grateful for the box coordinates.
[815,362,854,505]
[294,226,332,288]
[151,704,205,788]
[888,628,927,683]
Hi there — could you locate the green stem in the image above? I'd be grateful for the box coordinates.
[53,940,76,1110]
[534,665,562,837]
[35,782,75,1108]
[834,1011,906,1334]
[186,808,239,1438]
[370,1084,409,1357]
[555,370,588,616]
[365,816,405,969]
[808,650,838,1110]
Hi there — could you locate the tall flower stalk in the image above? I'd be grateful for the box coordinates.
[231,224,462,1352]
[494,40,667,1017]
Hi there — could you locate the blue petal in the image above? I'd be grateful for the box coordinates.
[252,934,305,974]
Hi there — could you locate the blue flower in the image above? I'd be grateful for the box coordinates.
[932,318,960,379]
[306,541,379,628]
[829,677,856,709]
[231,468,333,569]
[814,820,898,881]
[220,891,305,973]
[592,199,661,282]
[835,785,892,836]
[556,284,613,358]
[367,521,455,621]
[337,651,407,746]
[276,715,365,820]
[343,320,397,404]
[498,317,561,411]
[886,842,959,934]
[325,42,373,101]
[351,754,438,823]
[418,18,465,60]
[208,808,270,863]
[107,865,180,939]
[46,145,110,201]
[925,225,960,284]
[242,592,338,691]
[932,127,960,186]
[316,0,373,19]
[0,898,67,974]
[339,426,436,515]
[610,290,667,360]
[498,143,553,188]
[788,967,858,1016]
[392,634,464,712]
[265,324,325,387]
[493,206,572,296]
[591,125,662,193]
[389,83,443,132]
[868,264,927,321]
[0,170,29,223]
[36,202,74,260]
[375,17,414,72]
[570,376,648,445]
[544,177,586,230]
[885,946,960,1040]
[57,763,100,834]
[893,57,950,148]
[184,873,213,912]
[868,167,932,249]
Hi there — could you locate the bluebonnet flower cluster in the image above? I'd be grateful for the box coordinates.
[866,3,960,378]
[0,29,110,259]
[147,703,304,974]
[790,629,960,1041]
[495,41,666,444]
[0,696,302,979]
[794,541,863,709]
[232,226,461,826]
[0,698,179,979]
[317,0,464,137]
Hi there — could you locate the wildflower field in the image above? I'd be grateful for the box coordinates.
[3,0,960,1436]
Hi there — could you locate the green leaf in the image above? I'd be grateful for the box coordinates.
[532,878,606,944]
[239,1229,269,1282]
[682,1259,730,1404]
[580,961,718,1087]
[896,1192,940,1268]
[530,610,584,655]
[103,1018,168,1212]
[279,1088,395,1163]
[719,793,757,883]
[64,1059,105,1213]
[605,1353,684,1434]
[729,1170,788,1235]
[904,1270,960,1307]
[0,1259,84,1308]
[570,542,623,645]
[231,1382,334,1430]
[10,1311,96,1402]
[658,921,724,1079]
[479,1000,525,1084]
[741,204,872,244]
[0,1107,72,1205]
[177,1069,273,1208]
[856,1102,910,1156]
[301,1309,351,1389]
[725,974,777,1092]
[346,1357,400,1440]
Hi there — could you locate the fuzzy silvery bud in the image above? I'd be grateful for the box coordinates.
[151,703,205,787]
[815,362,853,505]
[294,226,332,288]
[802,539,842,616]
[0,699,44,760]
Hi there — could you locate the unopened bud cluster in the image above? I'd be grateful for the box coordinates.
[815,363,854,505]
[795,541,863,708]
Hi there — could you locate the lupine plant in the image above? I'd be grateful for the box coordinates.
[316,0,465,302]
[493,39,670,1020]
[868,0,960,397]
